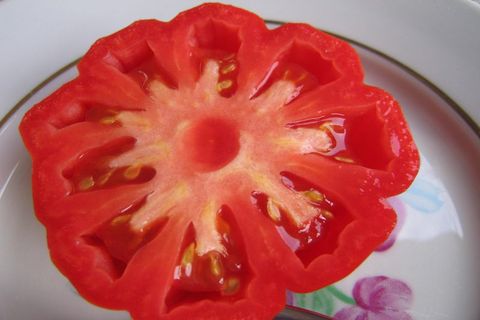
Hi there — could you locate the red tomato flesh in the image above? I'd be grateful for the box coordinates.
[19,4,419,320]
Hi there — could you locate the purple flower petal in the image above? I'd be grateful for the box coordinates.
[377,310,413,320]
[285,290,295,306]
[334,306,368,320]
[335,308,412,320]
[353,276,413,312]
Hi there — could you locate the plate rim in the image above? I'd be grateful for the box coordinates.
[2,21,478,140]
[1,18,479,320]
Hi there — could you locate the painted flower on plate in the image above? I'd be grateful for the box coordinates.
[334,276,413,320]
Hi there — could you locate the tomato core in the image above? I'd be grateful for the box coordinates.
[181,118,240,172]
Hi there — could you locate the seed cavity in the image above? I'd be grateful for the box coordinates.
[168,207,247,305]
[214,52,239,98]
[83,197,167,280]
[71,164,155,193]
[253,173,319,226]
[216,216,231,238]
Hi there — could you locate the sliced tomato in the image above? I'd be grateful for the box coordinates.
[19,4,419,320]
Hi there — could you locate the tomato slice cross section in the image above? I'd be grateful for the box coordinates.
[19,4,419,320]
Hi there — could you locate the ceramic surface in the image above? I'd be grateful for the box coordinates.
[1,1,479,319]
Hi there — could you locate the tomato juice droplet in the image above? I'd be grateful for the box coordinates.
[180,118,240,172]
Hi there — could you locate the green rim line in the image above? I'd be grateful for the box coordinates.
[326,286,355,305]
[1,20,479,140]
[0,58,80,128]
[265,19,479,138]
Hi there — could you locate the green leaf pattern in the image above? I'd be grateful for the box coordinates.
[294,286,354,316]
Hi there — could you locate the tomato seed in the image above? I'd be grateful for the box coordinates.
[322,210,334,219]
[216,80,233,92]
[220,63,236,74]
[208,252,224,279]
[99,116,117,125]
[181,242,196,266]
[123,164,142,180]
[110,214,132,227]
[303,189,325,203]
[78,176,95,191]
[318,121,333,131]
[334,156,355,164]
[222,277,240,296]
[266,198,282,222]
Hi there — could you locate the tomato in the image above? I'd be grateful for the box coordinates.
[19,3,419,320]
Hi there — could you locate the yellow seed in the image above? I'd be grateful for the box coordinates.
[319,121,333,132]
[295,72,307,82]
[97,169,114,186]
[181,242,196,266]
[322,210,334,219]
[99,116,117,125]
[216,80,233,92]
[266,198,282,222]
[123,164,142,180]
[303,189,325,203]
[334,156,355,164]
[222,277,240,296]
[220,63,236,74]
[111,214,131,226]
[209,252,224,278]
[78,176,95,191]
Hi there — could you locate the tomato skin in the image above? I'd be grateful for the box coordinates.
[19,3,419,320]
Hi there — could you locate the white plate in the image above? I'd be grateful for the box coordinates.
[1,1,479,319]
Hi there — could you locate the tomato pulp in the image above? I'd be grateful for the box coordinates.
[19,4,419,320]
